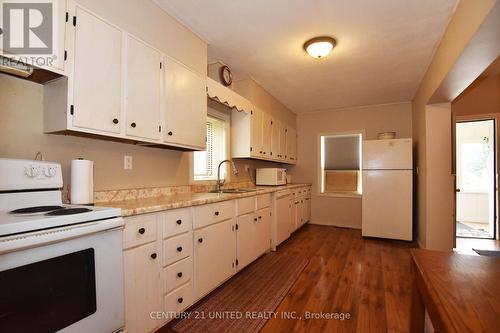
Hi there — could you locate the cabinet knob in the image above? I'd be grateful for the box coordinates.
[112,118,119,124]
[254,218,258,222]
[150,253,157,259]
[168,131,173,136]
[131,122,137,128]
[259,151,263,154]
[258,216,262,219]
[198,238,203,243]
[176,219,182,225]
[177,297,183,304]
[214,211,220,216]
[177,272,183,278]
[177,246,183,252]
[138,227,145,234]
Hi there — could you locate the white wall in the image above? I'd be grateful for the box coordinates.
[293,102,412,228]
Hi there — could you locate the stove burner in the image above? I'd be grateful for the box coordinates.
[10,205,65,214]
[46,208,92,216]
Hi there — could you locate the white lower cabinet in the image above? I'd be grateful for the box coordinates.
[236,207,271,270]
[194,218,236,300]
[254,207,271,257]
[123,241,162,333]
[237,213,257,270]
[164,282,193,315]
[122,189,310,332]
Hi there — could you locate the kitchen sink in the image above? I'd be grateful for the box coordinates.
[209,188,259,194]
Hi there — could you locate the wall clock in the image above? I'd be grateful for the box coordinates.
[220,65,232,86]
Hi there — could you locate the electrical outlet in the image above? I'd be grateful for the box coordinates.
[124,155,133,170]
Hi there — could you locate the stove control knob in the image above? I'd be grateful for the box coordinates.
[43,166,57,177]
[25,166,39,178]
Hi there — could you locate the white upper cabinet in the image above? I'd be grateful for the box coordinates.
[0,0,67,74]
[279,122,287,161]
[164,56,207,150]
[70,5,122,134]
[271,118,280,160]
[262,112,272,158]
[251,108,263,157]
[124,35,162,140]
[43,1,208,151]
[286,127,297,164]
[231,103,296,164]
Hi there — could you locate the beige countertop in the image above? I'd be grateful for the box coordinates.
[97,183,311,217]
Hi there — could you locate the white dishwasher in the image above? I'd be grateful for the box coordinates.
[273,190,292,248]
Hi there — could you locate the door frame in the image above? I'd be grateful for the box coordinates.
[453,113,498,240]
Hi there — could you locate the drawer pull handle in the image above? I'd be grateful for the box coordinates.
[177,297,183,304]
[150,253,157,259]
[177,272,183,278]
[131,122,137,128]
[176,219,182,225]
[177,246,183,252]
[214,211,220,216]
[198,238,203,243]
[168,131,173,136]
[112,118,119,124]
[138,228,145,234]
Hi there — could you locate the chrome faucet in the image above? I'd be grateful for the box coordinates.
[215,159,238,192]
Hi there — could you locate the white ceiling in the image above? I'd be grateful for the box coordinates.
[154,0,458,113]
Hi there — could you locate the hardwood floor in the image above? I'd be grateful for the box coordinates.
[159,224,416,333]
[261,225,415,333]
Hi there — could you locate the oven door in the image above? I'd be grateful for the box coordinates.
[0,220,124,333]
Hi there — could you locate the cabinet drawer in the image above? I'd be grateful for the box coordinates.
[236,196,256,216]
[123,213,157,249]
[256,194,271,209]
[164,257,192,294]
[163,208,192,239]
[164,282,192,314]
[193,200,235,229]
[163,232,192,266]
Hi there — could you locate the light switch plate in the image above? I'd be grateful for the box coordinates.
[124,155,133,170]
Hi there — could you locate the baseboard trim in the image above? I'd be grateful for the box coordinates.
[309,220,362,230]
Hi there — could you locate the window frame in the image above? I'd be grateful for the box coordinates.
[190,107,231,183]
[317,130,365,198]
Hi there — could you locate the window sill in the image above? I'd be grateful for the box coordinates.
[318,191,362,199]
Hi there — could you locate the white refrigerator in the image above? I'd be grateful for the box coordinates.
[362,138,413,241]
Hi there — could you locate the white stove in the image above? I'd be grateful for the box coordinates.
[0,158,125,333]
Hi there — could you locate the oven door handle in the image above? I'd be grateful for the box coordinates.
[0,217,124,254]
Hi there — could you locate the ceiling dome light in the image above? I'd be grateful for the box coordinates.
[303,36,337,59]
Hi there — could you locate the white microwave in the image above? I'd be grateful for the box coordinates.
[256,168,287,185]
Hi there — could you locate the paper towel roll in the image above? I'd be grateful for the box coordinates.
[71,159,94,205]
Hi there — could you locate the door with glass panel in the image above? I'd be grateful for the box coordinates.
[455,120,496,239]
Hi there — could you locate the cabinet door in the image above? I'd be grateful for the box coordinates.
[125,35,162,140]
[262,112,272,158]
[237,213,256,270]
[303,197,311,222]
[194,219,236,299]
[279,123,287,161]
[164,56,206,149]
[290,198,298,232]
[255,207,271,256]
[286,127,297,163]
[71,6,122,134]
[276,197,291,245]
[298,199,305,226]
[271,119,280,160]
[250,108,263,157]
[123,242,161,333]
